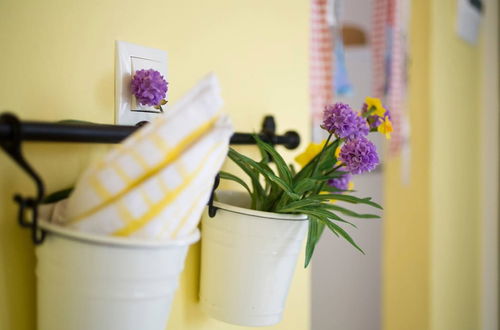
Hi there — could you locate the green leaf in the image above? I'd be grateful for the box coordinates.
[257,161,276,195]
[276,198,321,213]
[219,171,252,196]
[320,185,348,193]
[253,134,293,185]
[257,139,271,164]
[314,205,358,227]
[297,207,357,228]
[228,148,265,208]
[289,163,297,176]
[320,218,365,254]
[311,193,383,209]
[317,140,342,172]
[323,204,381,219]
[304,217,325,268]
[293,178,320,195]
[230,148,300,201]
[309,171,349,181]
[294,139,340,183]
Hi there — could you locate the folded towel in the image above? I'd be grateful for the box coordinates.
[59,74,233,240]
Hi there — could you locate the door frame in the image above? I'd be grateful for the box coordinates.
[480,0,498,328]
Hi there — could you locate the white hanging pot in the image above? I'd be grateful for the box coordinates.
[199,191,308,327]
[36,201,199,330]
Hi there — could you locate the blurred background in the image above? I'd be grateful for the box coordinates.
[0,0,498,329]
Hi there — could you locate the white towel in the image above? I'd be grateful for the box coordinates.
[59,74,233,240]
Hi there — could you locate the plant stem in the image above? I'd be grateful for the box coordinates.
[313,164,345,195]
[311,133,333,178]
[325,164,344,176]
[314,181,327,195]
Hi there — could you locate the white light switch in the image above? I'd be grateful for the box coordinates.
[115,41,168,125]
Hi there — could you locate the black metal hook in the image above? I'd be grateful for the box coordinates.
[261,115,276,139]
[207,174,220,218]
[0,113,46,244]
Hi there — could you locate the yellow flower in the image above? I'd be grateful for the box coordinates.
[348,181,355,191]
[335,145,341,158]
[295,140,328,167]
[365,97,386,117]
[334,145,342,166]
[377,116,393,139]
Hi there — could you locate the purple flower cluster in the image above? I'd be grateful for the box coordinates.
[339,137,379,175]
[349,115,370,140]
[362,103,391,130]
[328,172,351,191]
[131,69,168,106]
[322,103,369,140]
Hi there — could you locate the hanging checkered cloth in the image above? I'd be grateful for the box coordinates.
[387,0,405,154]
[371,0,389,99]
[310,0,334,142]
[372,0,406,154]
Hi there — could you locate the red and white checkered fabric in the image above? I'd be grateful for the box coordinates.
[388,0,405,154]
[372,0,389,99]
[372,0,406,154]
[310,0,334,135]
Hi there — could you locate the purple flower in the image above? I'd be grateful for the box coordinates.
[322,103,368,140]
[347,115,370,140]
[131,69,168,106]
[328,172,351,191]
[339,137,379,175]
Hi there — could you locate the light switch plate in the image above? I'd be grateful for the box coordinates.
[115,41,168,125]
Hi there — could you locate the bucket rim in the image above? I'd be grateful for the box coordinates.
[39,220,200,248]
[212,201,308,222]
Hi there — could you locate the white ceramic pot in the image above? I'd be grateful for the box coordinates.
[36,207,199,330]
[199,191,308,326]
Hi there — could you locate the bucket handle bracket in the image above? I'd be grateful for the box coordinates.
[207,174,220,217]
[0,113,46,245]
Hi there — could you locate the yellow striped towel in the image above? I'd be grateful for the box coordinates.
[59,73,234,240]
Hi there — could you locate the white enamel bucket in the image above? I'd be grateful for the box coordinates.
[199,191,308,326]
[36,203,199,330]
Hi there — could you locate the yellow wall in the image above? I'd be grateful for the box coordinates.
[429,0,481,328]
[0,1,310,330]
[384,0,482,329]
[382,0,431,329]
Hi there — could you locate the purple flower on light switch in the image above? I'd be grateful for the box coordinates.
[131,69,168,109]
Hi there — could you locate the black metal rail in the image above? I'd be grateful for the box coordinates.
[0,113,300,245]
[0,116,300,149]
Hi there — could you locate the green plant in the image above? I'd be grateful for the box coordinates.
[220,99,390,267]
